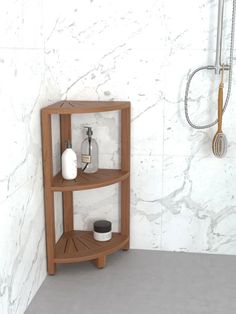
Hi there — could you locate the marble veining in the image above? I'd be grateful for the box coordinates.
[1,0,236,313]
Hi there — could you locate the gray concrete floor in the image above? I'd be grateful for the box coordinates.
[26,250,236,314]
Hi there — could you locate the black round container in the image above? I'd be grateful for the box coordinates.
[93,220,112,241]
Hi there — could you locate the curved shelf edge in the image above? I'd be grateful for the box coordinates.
[54,231,129,264]
[51,169,129,191]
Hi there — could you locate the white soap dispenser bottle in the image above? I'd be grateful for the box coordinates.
[81,127,98,173]
[61,140,77,180]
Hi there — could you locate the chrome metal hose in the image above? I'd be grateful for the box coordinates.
[184,0,236,129]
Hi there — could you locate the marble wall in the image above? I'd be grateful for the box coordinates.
[1,0,236,313]
[43,0,236,254]
[0,1,46,313]
[0,1,48,313]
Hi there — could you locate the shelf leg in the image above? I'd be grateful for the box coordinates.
[95,255,106,269]
[44,190,56,275]
[48,263,56,275]
[60,114,72,153]
[62,191,74,232]
[122,240,130,251]
[41,111,56,275]
[60,115,74,233]
[121,107,130,250]
[121,178,130,251]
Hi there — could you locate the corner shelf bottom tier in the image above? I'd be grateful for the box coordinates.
[55,230,129,263]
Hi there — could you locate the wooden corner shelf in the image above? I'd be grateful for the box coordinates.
[41,101,130,275]
[52,168,130,191]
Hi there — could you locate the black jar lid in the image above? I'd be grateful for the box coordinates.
[93,220,112,233]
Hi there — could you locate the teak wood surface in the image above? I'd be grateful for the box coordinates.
[55,231,128,264]
[60,114,74,232]
[43,100,130,114]
[41,101,131,275]
[52,169,129,191]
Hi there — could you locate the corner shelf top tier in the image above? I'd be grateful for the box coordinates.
[42,100,130,114]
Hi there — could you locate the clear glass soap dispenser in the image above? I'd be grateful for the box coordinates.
[81,127,98,173]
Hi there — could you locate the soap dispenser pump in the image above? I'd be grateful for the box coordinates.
[81,127,98,173]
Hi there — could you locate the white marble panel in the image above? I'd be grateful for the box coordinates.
[130,155,162,249]
[0,0,43,48]
[0,49,44,204]
[72,111,120,164]
[131,101,163,156]
[211,210,236,254]
[73,184,119,232]
[43,0,233,55]
[44,45,166,102]
[43,0,164,50]
[161,155,236,253]
[0,172,46,314]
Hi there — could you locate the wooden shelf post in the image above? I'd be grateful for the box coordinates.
[121,107,130,250]
[41,111,56,275]
[60,114,74,232]
[95,255,106,269]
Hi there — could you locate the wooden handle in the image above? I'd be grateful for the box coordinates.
[217,85,223,132]
[217,65,224,132]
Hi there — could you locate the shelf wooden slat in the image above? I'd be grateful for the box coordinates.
[42,101,130,114]
[51,168,129,191]
[55,231,129,263]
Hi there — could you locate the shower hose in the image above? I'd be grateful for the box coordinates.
[184,0,236,129]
